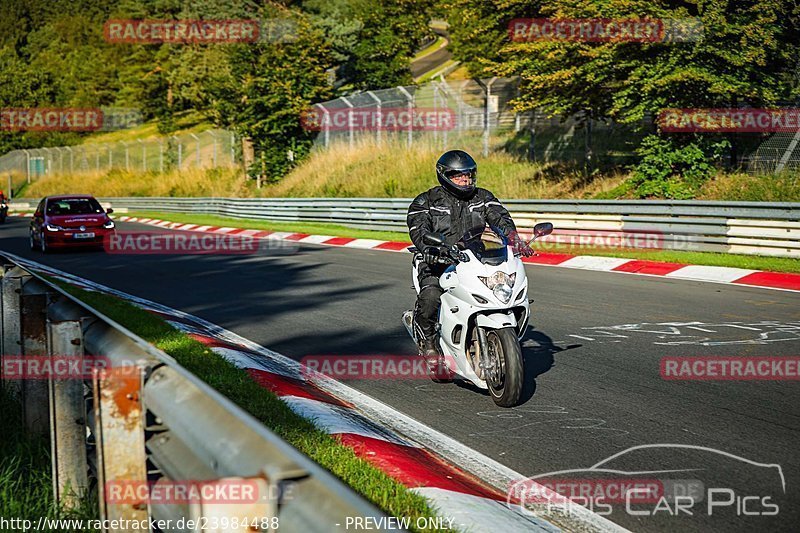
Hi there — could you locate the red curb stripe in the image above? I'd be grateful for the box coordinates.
[522,252,575,265]
[251,230,274,238]
[323,237,357,246]
[225,228,247,235]
[374,241,413,251]
[337,433,504,500]
[284,233,311,241]
[203,226,221,232]
[732,271,800,291]
[246,368,354,408]
[612,260,686,276]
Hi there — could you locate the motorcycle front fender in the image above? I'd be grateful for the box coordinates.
[474,312,517,330]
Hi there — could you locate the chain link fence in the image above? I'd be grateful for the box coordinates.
[0,129,237,196]
[310,78,800,177]
[308,77,654,171]
[746,130,800,174]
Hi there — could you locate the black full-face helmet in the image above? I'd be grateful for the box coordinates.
[436,149,477,199]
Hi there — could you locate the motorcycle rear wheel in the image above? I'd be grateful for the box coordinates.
[486,327,524,407]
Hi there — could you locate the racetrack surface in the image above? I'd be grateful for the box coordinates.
[3,216,798,532]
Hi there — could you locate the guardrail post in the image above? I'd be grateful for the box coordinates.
[94,365,149,530]
[21,278,53,435]
[1,266,26,398]
[47,318,89,508]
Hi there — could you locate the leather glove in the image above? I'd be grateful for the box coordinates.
[423,246,442,265]
[509,231,536,257]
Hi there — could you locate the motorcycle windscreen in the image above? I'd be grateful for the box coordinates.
[460,227,508,266]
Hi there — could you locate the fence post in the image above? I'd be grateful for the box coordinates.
[190,133,201,167]
[397,86,414,148]
[56,147,64,174]
[23,149,31,184]
[176,137,183,168]
[47,317,89,509]
[159,139,164,173]
[209,131,218,167]
[433,85,440,148]
[340,97,355,149]
[108,145,113,170]
[315,104,331,148]
[20,278,52,436]
[230,132,236,164]
[1,266,26,399]
[123,141,130,171]
[138,140,146,172]
[366,91,381,146]
[483,77,498,157]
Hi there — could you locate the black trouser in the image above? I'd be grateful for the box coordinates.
[414,261,447,338]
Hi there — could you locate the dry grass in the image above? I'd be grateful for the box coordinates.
[18,137,797,202]
[257,138,625,199]
[698,172,800,202]
[24,166,249,198]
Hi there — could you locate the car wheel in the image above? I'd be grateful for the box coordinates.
[29,232,36,251]
[40,232,48,254]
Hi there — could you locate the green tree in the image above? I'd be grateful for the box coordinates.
[206,11,335,180]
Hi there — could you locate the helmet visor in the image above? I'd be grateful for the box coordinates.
[444,168,476,190]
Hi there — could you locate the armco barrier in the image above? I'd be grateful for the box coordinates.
[0,255,392,532]
[10,197,800,258]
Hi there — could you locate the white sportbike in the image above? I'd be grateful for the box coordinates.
[402,222,553,407]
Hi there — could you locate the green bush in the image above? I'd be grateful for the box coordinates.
[628,135,729,199]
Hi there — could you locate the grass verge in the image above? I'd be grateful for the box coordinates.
[124,210,800,274]
[57,285,449,532]
[0,386,98,529]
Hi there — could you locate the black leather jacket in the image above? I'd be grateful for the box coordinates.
[406,186,517,250]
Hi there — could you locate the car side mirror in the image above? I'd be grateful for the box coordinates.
[106,208,114,214]
[423,232,445,247]
[533,222,553,238]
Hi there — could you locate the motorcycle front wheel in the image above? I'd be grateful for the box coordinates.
[486,327,524,407]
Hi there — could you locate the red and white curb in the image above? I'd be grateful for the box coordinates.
[115,215,800,293]
[8,253,628,533]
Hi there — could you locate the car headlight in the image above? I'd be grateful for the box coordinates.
[103,220,115,229]
[45,223,65,232]
[478,271,516,290]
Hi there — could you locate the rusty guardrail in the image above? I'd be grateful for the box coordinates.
[0,254,392,532]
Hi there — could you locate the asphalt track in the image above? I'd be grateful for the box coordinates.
[410,29,452,80]
[2,217,798,532]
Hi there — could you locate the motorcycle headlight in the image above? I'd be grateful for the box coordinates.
[103,220,115,229]
[45,223,64,232]
[478,271,516,290]
[493,284,513,303]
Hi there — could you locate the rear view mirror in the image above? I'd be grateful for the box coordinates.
[533,222,553,238]
[423,232,445,246]
[106,208,114,214]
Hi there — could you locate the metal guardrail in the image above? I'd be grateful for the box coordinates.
[0,255,390,532]
[12,196,798,259]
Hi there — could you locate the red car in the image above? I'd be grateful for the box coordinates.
[29,195,115,252]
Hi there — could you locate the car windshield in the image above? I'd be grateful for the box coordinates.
[46,198,104,215]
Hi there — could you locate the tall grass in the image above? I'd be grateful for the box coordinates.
[23,166,249,198]
[16,137,800,201]
[257,138,626,198]
[0,387,97,526]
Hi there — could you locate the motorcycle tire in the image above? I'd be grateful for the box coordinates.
[486,327,524,407]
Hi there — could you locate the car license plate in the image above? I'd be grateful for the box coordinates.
[73,232,95,239]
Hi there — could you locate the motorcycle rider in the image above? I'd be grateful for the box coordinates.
[407,149,534,361]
